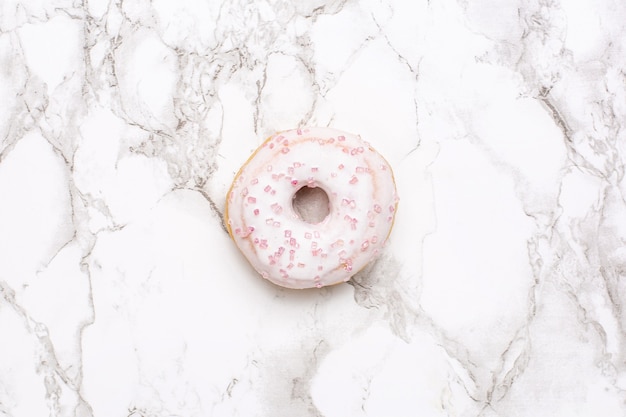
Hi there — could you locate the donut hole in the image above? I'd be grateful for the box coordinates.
[292,186,330,224]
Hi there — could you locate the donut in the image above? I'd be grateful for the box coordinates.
[225,127,398,289]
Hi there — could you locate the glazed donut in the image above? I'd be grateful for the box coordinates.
[225,127,398,289]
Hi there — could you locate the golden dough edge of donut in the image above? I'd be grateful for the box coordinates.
[224,134,275,239]
[224,129,400,289]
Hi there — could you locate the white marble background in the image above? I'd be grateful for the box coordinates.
[1,0,625,416]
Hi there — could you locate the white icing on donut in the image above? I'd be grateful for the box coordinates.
[225,127,398,289]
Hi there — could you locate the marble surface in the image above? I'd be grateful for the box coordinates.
[1,0,625,415]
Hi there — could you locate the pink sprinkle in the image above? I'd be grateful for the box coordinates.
[281,147,290,154]
[251,178,259,185]
[277,247,285,256]
[273,221,281,227]
[283,140,289,146]
[254,238,259,244]
[350,148,358,156]
[271,203,283,214]
[275,135,284,141]
[254,209,260,216]
[338,164,344,170]
[234,227,241,235]
[298,263,305,268]
[369,221,375,227]
[371,236,378,243]
[311,242,318,249]
[318,265,323,271]
[268,255,276,265]
[311,167,318,172]
[367,211,375,219]
[266,218,273,225]
[247,196,256,204]
[284,230,292,238]
[357,147,364,153]
[381,165,387,170]
[312,249,321,256]
[305,232,312,239]
[339,250,347,258]
[269,143,274,149]
[272,174,279,181]
[261,271,269,279]
[297,129,302,135]
[241,187,249,196]
[294,162,301,168]
[288,167,294,175]
[344,264,353,272]
[361,240,369,251]
[328,138,335,143]
[290,238,297,247]
[260,240,268,249]
[331,172,337,177]
[349,176,358,184]
[338,135,345,141]
[389,205,395,213]
[344,216,358,230]
[316,282,323,288]
[314,231,320,238]
[291,180,298,186]
[289,249,295,261]
[271,190,276,195]
[287,263,294,269]
[342,148,349,154]
[264,185,271,192]
[388,216,393,222]
[374,204,382,213]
